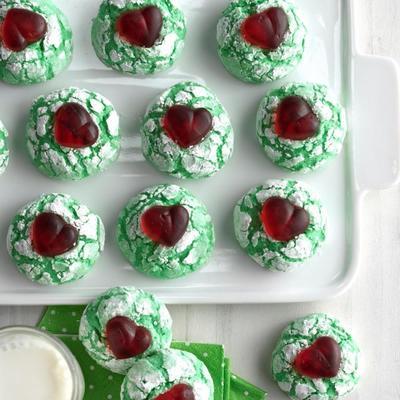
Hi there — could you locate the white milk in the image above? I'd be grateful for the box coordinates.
[0,333,74,400]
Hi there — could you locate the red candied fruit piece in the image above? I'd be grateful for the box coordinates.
[116,6,163,48]
[274,96,320,141]
[261,197,309,242]
[294,336,342,379]
[0,8,47,52]
[140,205,189,247]
[31,212,78,257]
[105,316,152,359]
[240,7,288,50]
[155,384,195,400]
[163,105,213,149]
[54,103,99,149]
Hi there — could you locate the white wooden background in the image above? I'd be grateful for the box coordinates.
[1,0,399,398]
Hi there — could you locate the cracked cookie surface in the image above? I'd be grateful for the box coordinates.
[216,0,306,83]
[92,0,186,75]
[117,184,215,279]
[0,0,73,85]
[79,286,172,374]
[233,179,326,272]
[7,193,105,285]
[272,313,360,400]
[26,87,121,180]
[141,81,234,179]
[121,348,214,400]
[0,120,9,175]
[257,83,347,172]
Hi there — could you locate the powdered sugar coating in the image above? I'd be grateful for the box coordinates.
[233,179,326,272]
[216,0,306,83]
[26,87,121,180]
[7,193,105,285]
[117,184,215,279]
[92,0,186,76]
[121,349,213,400]
[257,82,347,172]
[0,0,72,85]
[0,120,9,175]
[79,286,172,374]
[141,81,234,179]
[272,313,361,400]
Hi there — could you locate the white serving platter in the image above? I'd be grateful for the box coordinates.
[0,0,399,304]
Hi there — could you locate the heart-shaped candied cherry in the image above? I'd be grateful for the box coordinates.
[155,384,195,400]
[240,7,288,50]
[54,103,99,149]
[140,205,189,247]
[274,96,320,141]
[260,197,309,242]
[30,212,78,257]
[294,336,341,379]
[163,105,213,148]
[0,8,47,52]
[116,6,162,48]
[105,316,152,359]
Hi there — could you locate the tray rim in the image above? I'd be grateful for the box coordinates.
[0,0,396,305]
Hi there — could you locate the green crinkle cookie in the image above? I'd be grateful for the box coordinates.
[121,349,214,400]
[272,313,361,400]
[26,87,121,180]
[7,193,105,285]
[117,184,215,279]
[0,120,9,175]
[141,81,234,179]
[79,286,172,374]
[216,0,306,83]
[233,179,326,272]
[92,0,186,75]
[0,0,73,85]
[257,82,347,172]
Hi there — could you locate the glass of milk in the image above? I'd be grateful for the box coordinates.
[0,326,85,400]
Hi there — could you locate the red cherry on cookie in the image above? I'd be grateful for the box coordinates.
[105,316,152,359]
[240,7,288,50]
[163,105,213,148]
[31,212,78,257]
[155,384,195,400]
[140,205,189,247]
[54,103,99,149]
[0,8,47,52]
[116,6,163,48]
[260,197,309,242]
[294,336,341,379]
[274,96,320,141]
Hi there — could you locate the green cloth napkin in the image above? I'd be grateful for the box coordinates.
[38,306,267,400]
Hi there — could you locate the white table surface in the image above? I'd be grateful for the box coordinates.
[1,0,399,398]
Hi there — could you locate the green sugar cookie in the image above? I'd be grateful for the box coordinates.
[117,184,215,279]
[7,193,105,286]
[216,0,306,83]
[233,179,326,272]
[26,87,121,181]
[79,286,172,374]
[272,313,361,400]
[92,0,186,76]
[0,0,73,85]
[121,349,214,400]
[141,81,234,179]
[0,120,9,175]
[257,83,347,172]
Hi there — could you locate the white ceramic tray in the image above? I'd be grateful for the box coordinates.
[0,0,399,304]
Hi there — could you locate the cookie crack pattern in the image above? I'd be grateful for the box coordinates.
[117,184,215,279]
[0,0,73,85]
[26,87,121,180]
[141,81,234,179]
